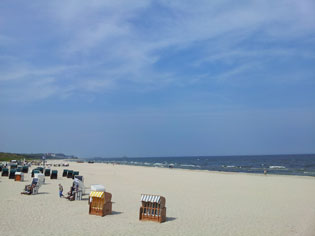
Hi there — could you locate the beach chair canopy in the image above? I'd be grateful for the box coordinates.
[90,191,105,199]
[15,172,23,176]
[73,171,79,175]
[74,175,83,182]
[3,168,8,172]
[35,173,44,177]
[91,185,105,192]
[52,170,58,174]
[63,169,68,173]
[10,169,17,173]
[34,173,45,183]
[141,194,162,204]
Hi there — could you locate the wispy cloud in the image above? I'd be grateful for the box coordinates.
[0,0,314,102]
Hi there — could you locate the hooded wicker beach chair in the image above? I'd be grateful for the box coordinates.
[67,170,73,178]
[10,164,17,169]
[72,171,79,179]
[15,172,24,181]
[22,166,29,173]
[72,177,85,200]
[44,169,51,176]
[89,185,112,216]
[31,169,40,177]
[139,194,166,223]
[9,169,17,179]
[34,173,45,186]
[62,169,68,177]
[31,178,40,194]
[50,170,58,179]
[2,168,9,176]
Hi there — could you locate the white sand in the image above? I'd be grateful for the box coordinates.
[0,162,315,236]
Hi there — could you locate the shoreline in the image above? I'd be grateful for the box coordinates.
[78,161,315,179]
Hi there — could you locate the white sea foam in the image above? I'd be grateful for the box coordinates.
[304,172,315,175]
[180,164,200,168]
[153,163,164,166]
[269,166,286,169]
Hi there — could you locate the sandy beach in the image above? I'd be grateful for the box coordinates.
[0,162,315,236]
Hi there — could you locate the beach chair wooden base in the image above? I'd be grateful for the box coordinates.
[75,191,82,200]
[89,202,112,217]
[139,207,166,223]
[15,176,23,181]
[32,186,39,195]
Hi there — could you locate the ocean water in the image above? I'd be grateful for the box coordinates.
[88,154,315,177]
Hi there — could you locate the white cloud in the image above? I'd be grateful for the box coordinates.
[0,77,59,102]
[0,0,314,102]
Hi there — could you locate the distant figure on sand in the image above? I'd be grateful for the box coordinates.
[59,184,63,198]
[264,169,267,175]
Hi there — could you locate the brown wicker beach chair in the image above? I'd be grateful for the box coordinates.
[89,191,112,217]
[139,194,166,223]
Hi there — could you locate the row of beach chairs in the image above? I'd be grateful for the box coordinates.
[88,186,166,223]
[62,169,79,179]
[1,166,167,223]
[32,168,58,179]
[1,165,29,177]
[62,176,167,223]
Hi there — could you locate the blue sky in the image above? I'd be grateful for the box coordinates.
[0,0,314,157]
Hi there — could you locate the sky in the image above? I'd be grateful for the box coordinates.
[0,0,315,157]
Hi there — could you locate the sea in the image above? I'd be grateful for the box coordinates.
[87,154,315,177]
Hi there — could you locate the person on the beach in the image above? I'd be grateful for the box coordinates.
[21,185,32,195]
[21,183,36,195]
[66,186,75,201]
[59,184,63,198]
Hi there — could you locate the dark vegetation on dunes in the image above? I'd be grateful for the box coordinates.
[0,152,77,161]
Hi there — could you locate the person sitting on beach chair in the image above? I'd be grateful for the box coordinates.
[65,186,75,201]
[21,183,36,195]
